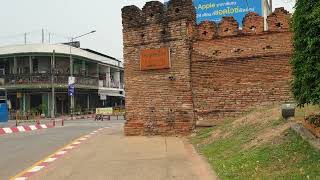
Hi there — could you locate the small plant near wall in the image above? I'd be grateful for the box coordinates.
[30,108,40,118]
[306,114,320,127]
[75,105,82,115]
[39,104,47,117]
[303,113,320,137]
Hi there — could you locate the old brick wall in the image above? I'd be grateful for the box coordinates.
[122,0,294,135]
[192,8,293,125]
[122,0,196,135]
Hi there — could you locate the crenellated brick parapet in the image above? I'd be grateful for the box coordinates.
[122,0,196,46]
[122,5,145,29]
[242,12,264,35]
[122,0,195,28]
[267,7,291,32]
[195,8,291,40]
[197,21,218,40]
[218,16,239,37]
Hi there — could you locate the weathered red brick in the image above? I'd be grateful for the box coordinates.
[122,0,293,135]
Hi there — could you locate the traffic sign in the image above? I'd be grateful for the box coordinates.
[68,84,75,96]
[68,76,75,85]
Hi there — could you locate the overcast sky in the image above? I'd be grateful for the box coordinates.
[0,0,295,60]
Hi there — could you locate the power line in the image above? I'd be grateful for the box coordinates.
[0,29,71,45]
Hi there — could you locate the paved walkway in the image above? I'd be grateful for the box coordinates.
[30,124,217,180]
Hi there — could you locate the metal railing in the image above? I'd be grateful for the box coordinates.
[1,73,98,87]
[98,80,124,89]
[75,75,99,87]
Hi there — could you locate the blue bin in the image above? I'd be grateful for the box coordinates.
[0,103,9,123]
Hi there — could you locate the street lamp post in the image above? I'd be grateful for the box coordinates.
[69,30,96,118]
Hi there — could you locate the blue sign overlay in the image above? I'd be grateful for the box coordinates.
[165,0,263,27]
[68,84,75,97]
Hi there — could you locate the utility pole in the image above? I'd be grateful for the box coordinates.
[51,50,55,118]
[48,33,51,44]
[68,30,96,119]
[69,37,74,119]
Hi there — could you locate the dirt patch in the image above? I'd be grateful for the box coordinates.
[183,139,219,180]
[199,106,282,145]
[243,122,294,149]
[231,107,281,129]
[201,129,231,145]
[302,121,320,138]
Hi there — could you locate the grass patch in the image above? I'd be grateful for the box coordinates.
[271,117,287,127]
[191,106,320,179]
[190,127,213,145]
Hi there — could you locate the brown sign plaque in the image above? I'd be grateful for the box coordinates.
[140,47,170,70]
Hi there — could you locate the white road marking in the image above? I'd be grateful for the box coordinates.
[56,151,67,155]
[28,166,44,172]
[65,146,75,150]
[15,177,27,180]
[43,157,57,163]
[72,141,81,145]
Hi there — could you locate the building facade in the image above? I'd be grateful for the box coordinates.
[0,43,124,118]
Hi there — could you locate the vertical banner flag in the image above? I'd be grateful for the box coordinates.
[164,0,263,27]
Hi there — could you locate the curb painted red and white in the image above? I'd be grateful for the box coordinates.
[55,114,95,121]
[0,115,96,136]
[70,114,95,120]
[13,127,109,180]
[0,124,54,136]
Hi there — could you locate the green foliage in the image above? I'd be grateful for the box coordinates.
[39,104,47,114]
[30,107,39,115]
[190,128,213,145]
[306,114,320,127]
[291,0,320,106]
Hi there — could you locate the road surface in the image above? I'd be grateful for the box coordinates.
[0,120,123,179]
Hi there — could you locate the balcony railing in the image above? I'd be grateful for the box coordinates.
[98,80,124,89]
[0,73,98,87]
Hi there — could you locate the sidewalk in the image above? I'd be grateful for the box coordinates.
[30,124,217,180]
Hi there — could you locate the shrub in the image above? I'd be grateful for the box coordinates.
[306,114,320,127]
[291,0,320,106]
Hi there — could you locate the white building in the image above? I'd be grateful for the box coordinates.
[0,43,124,117]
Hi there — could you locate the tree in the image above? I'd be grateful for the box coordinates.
[291,0,320,106]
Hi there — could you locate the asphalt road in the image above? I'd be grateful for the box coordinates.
[0,120,124,179]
